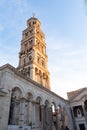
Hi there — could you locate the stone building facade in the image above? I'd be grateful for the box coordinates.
[0,16,86,130]
[67,88,87,130]
[0,64,73,130]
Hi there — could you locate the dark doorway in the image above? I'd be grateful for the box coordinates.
[79,124,85,130]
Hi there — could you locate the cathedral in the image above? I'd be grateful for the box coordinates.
[0,16,87,130]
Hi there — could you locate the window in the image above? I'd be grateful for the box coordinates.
[77,109,82,117]
[25,43,28,49]
[37,57,39,63]
[29,55,32,61]
[29,22,31,27]
[39,106,41,121]
[28,67,30,76]
[29,48,32,52]
[30,29,33,34]
[24,58,26,64]
[25,32,28,37]
[33,21,36,25]
[29,40,33,45]
[42,60,45,67]
[79,124,85,130]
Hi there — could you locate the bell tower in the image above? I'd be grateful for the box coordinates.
[18,17,50,90]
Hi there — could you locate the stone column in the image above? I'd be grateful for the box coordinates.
[82,104,87,123]
[28,101,32,124]
[30,67,35,80]
[31,101,36,130]
[19,98,25,130]
[55,108,60,130]
[61,111,65,130]
[41,105,45,130]
[46,107,53,130]
[70,108,77,130]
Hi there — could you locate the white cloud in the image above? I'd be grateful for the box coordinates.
[47,36,72,51]
[51,70,87,99]
[46,36,87,99]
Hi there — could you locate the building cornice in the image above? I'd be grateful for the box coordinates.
[0,63,68,101]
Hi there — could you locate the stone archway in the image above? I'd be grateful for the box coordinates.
[35,96,42,130]
[51,102,57,130]
[24,92,34,125]
[44,100,53,130]
[8,87,22,125]
[57,105,66,130]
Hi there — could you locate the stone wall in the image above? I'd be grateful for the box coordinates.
[0,65,74,130]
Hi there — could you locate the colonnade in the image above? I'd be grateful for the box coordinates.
[8,98,62,130]
[18,99,60,130]
[8,87,69,130]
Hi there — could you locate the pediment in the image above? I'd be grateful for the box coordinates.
[67,87,87,102]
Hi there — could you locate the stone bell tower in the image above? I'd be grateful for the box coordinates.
[18,16,50,90]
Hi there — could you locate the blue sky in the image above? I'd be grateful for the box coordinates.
[0,0,87,99]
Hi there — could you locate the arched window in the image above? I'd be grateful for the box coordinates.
[77,108,82,117]
[25,32,28,37]
[45,100,49,108]
[29,22,31,27]
[51,103,56,130]
[24,58,26,65]
[28,67,30,76]
[52,102,56,113]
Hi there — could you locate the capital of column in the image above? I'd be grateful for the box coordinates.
[31,67,34,69]
[40,104,45,108]
[20,97,26,102]
[31,100,37,105]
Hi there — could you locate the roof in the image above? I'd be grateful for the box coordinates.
[27,16,40,24]
[67,87,87,101]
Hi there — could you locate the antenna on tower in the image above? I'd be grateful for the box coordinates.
[33,13,35,18]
